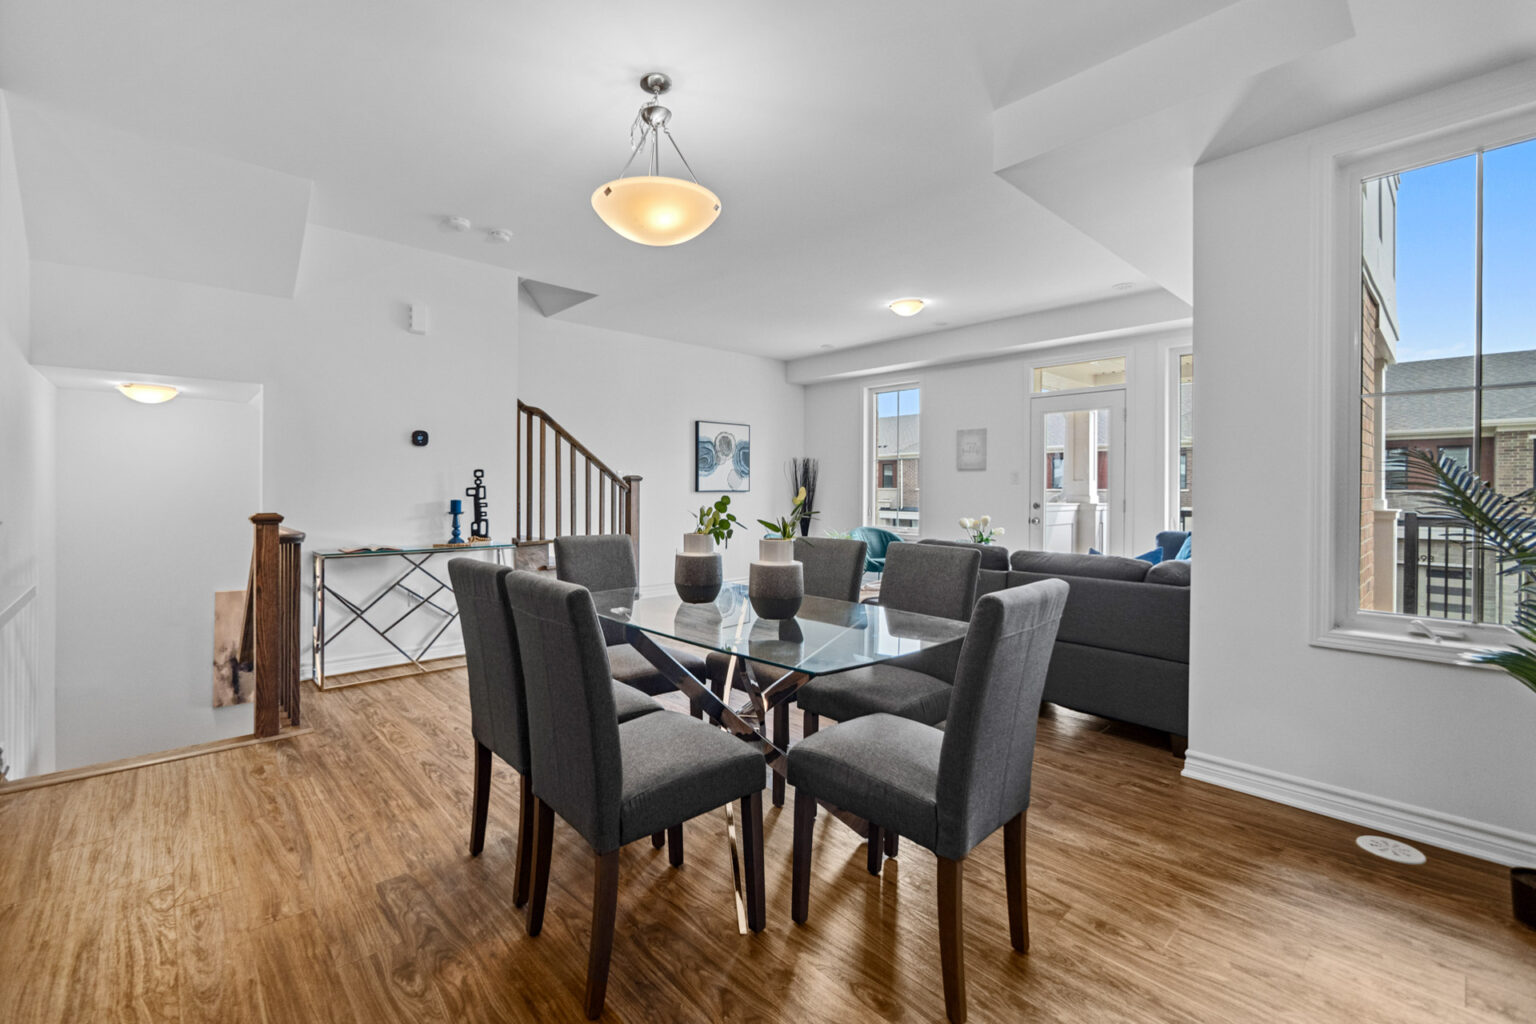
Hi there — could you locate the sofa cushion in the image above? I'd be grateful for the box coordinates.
[918,538,1009,571]
[1146,559,1191,586]
[1009,549,1150,582]
[1156,531,1190,562]
[1008,572,1188,662]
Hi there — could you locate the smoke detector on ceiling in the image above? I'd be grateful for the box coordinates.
[444,216,473,232]
[487,228,514,243]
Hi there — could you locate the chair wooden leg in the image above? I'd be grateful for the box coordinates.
[772,704,789,807]
[469,742,491,857]
[513,773,534,908]
[867,824,883,875]
[803,711,819,737]
[667,823,684,868]
[527,798,555,937]
[584,849,620,1020]
[741,792,766,932]
[651,831,665,849]
[1004,812,1029,953]
[938,856,967,1023]
[791,787,815,924]
[884,830,899,858]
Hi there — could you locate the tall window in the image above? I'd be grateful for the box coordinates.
[1359,136,1536,627]
[871,385,920,533]
[1177,353,1193,530]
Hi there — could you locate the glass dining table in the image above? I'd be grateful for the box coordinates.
[588,581,969,931]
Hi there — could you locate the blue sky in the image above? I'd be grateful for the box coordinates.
[1394,137,1536,363]
[876,387,920,417]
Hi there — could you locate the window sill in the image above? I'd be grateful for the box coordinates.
[1311,624,1508,668]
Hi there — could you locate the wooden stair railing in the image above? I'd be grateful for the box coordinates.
[516,400,641,564]
[241,513,304,737]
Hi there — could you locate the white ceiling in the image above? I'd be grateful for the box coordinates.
[2,0,1535,359]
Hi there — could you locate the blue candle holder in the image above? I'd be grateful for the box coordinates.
[449,499,464,544]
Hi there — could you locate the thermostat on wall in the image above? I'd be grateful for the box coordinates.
[411,429,429,447]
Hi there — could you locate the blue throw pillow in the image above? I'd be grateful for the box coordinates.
[1135,547,1164,564]
[1175,534,1192,561]
[1088,547,1101,555]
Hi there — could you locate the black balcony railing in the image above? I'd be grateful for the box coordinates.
[1396,512,1513,622]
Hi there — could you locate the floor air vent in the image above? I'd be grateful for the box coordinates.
[1355,835,1427,864]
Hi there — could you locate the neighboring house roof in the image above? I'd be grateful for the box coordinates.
[875,413,920,456]
[1383,350,1536,434]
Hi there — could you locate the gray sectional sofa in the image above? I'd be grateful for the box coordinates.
[991,550,1189,748]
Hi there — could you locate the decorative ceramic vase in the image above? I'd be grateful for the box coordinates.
[675,533,722,603]
[749,538,803,619]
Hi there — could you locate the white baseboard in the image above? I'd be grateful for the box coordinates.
[1182,750,1536,867]
[305,641,466,681]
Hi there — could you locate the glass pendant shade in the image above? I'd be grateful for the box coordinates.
[592,175,721,247]
[116,382,180,404]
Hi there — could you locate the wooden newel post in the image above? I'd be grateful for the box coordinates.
[623,475,643,569]
[250,513,284,738]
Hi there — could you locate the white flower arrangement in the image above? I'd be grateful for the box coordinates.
[959,515,1004,544]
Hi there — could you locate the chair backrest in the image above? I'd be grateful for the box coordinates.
[448,559,529,775]
[935,579,1069,860]
[850,526,903,560]
[503,570,624,854]
[1155,530,1190,562]
[880,541,981,621]
[919,538,1009,571]
[794,537,867,602]
[554,534,636,645]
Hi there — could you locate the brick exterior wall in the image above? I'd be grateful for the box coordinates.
[1494,429,1534,495]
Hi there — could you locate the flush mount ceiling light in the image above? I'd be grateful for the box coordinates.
[888,298,927,317]
[592,73,721,247]
[116,382,180,404]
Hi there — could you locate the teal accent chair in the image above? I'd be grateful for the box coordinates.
[850,526,903,575]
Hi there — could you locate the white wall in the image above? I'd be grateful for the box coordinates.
[0,93,57,778]
[1188,72,1536,862]
[517,289,805,587]
[31,226,522,685]
[53,390,259,768]
[803,330,1188,553]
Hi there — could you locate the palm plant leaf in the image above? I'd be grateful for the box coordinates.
[1406,448,1536,695]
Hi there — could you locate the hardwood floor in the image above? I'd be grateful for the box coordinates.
[1,665,1531,1022]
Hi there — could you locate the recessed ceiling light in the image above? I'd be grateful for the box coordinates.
[888,298,926,317]
[116,382,179,404]
[1112,281,1134,291]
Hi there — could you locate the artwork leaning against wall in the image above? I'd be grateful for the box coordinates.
[1359,135,1536,627]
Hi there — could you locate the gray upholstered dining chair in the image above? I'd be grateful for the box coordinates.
[788,579,1069,1024]
[449,558,664,904]
[555,534,710,697]
[795,541,981,733]
[504,570,768,1020]
[702,536,867,804]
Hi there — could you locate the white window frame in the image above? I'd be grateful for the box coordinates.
[1313,98,1536,664]
[865,380,922,534]
[1167,344,1192,531]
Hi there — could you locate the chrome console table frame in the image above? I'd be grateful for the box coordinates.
[311,543,514,690]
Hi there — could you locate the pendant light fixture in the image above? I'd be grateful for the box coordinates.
[592,73,721,246]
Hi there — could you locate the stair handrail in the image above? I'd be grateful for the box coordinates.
[516,400,642,565]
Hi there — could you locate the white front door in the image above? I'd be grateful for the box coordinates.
[1028,390,1127,554]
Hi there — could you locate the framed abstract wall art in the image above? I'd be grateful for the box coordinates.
[696,421,750,491]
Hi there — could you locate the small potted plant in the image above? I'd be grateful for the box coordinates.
[959,515,1005,545]
[676,497,738,603]
[750,487,813,617]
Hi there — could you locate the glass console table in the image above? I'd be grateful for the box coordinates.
[312,543,514,690]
